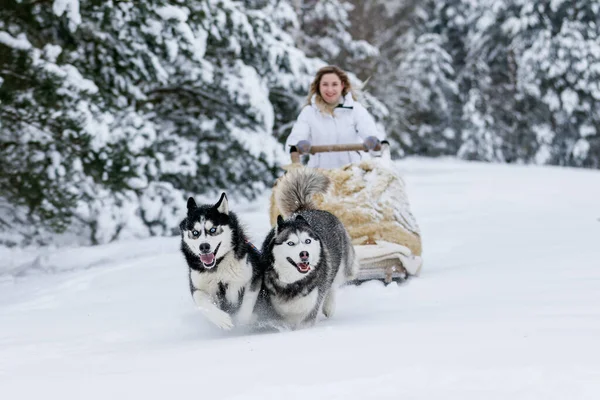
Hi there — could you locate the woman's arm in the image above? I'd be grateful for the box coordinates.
[285,107,312,151]
[354,103,386,141]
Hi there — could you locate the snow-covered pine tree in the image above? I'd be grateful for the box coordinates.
[509,0,600,168]
[0,0,318,246]
[289,0,378,75]
[459,0,600,168]
[339,0,389,77]
[458,0,543,163]
[376,0,462,156]
[0,1,109,245]
[395,32,460,156]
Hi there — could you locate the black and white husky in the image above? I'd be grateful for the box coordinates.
[179,193,262,330]
[260,168,358,329]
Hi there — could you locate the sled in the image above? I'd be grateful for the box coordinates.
[270,142,423,284]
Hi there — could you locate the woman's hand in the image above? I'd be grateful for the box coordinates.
[296,140,312,155]
[363,136,381,150]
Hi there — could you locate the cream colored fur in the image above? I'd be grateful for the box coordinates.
[270,161,422,257]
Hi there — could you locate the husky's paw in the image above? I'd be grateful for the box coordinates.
[205,309,234,330]
[234,311,255,327]
[299,317,317,330]
[347,259,360,281]
[322,291,336,318]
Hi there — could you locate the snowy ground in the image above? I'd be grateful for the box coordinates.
[1,157,600,399]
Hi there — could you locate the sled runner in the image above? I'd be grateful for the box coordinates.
[270,142,423,284]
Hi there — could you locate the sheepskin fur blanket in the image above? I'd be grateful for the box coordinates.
[269,159,422,257]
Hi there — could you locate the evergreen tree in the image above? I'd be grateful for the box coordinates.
[459,0,600,167]
[0,0,317,246]
[0,1,106,245]
[459,0,541,163]
[290,0,378,75]
[376,0,463,156]
[395,32,460,156]
[510,0,600,168]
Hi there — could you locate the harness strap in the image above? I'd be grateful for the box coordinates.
[245,239,261,255]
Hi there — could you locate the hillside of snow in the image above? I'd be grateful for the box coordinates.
[1,157,599,399]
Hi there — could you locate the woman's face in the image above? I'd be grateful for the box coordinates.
[319,73,344,105]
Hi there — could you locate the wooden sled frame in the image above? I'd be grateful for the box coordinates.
[351,258,407,285]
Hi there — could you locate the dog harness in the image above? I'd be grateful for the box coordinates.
[245,239,261,255]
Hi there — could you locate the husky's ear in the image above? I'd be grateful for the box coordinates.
[295,215,307,224]
[215,192,229,215]
[187,197,197,214]
[276,215,285,232]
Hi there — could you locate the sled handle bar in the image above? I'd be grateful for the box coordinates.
[290,143,383,164]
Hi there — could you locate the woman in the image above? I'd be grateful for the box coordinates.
[285,65,387,169]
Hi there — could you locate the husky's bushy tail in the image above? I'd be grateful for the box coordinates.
[276,168,330,217]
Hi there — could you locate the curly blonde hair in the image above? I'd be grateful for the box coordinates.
[306,65,357,107]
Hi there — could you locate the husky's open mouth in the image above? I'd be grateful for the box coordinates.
[286,257,310,273]
[199,243,221,269]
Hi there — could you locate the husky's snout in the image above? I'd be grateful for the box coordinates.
[198,242,221,268]
[294,250,311,273]
[299,251,309,261]
[199,242,211,254]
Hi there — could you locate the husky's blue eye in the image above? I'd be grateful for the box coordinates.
[305,239,311,244]
[209,227,217,234]
[287,241,295,246]
[192,230,200,237]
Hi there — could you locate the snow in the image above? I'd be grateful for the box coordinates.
[232,61,275,131]
[52,0,81,31]
[0,31,32,50]
[191,27,208,60]
[534,124,555,164]
[573,139,590,160]
[43,44,63,62]
[155,5,189,22]
[61,64,99,94]
[1,158,600,399]
[561,88,580,115]
[164,38,179,62]
[580,124,596,138]
[543,90,561,112]
[550,0,568,13]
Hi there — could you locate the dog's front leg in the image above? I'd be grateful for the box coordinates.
[192,290,234,330]
[322,287,337,318]
[235,287,260,326]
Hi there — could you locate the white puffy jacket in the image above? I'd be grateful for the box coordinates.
[285,93,385,169]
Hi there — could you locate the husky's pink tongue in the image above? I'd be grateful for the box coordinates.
[298,263,310,272]
[200,253,215,265]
